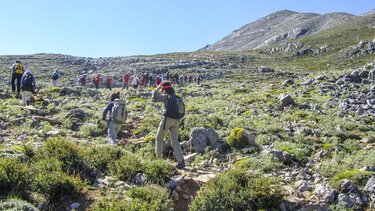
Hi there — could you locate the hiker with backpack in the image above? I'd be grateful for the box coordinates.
[152,81,186,169]
[20,69,36,106]
[10,60,25,97]
[102,92,127,144]
[51,69,60,87]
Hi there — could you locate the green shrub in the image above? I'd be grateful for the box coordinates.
[34,137,84,175]
[143,159,175,184]
[0,198,38,211]
[226,128,253,150]
[109,153,174,184]
[190,170,283,211]
[93,185,172,211]
[79,121,107,138]
[109,154,142,182]
[0,158,30,195]
[32,170,85,201]
[80,145,124,173]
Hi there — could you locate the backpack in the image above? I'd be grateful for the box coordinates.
[111,99,127,124]
[15,64,24,74]
[51,72,59,80]
[164,94,185,119]
[21,73,33,90]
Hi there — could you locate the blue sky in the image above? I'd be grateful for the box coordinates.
[0,0,374,57]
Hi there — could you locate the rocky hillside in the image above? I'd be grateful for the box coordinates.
[200,9,368,52]
[0,7,375,211]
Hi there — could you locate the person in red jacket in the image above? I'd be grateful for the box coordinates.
[94,74,101,89]
[122,72,131,90]
[105,76,113,91]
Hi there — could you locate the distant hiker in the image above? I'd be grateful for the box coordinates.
[156,76,162,86]
[131,76,140,89]
[122,72,131,90]
[152,81,186,169]
[105,76,113,90]
[79,75,87,87]
[10,60,25,97]
[51,69,60,87]
[20,69,36,106]
[94,74,101,89]
[102,92,127,144]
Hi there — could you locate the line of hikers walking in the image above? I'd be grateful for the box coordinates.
[8,60,187,169]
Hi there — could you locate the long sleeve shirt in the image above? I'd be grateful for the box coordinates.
[152,90,169,112]
[102,102,114,120]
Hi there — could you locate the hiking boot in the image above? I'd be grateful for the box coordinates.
[175,161,185,169]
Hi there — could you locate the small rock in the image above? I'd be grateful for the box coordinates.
[182,192,191,199]
[70,202,80,209]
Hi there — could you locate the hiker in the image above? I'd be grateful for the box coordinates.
[79,75,87,87]
[51,69,60,87]
[105,76,113,90]
[152,81,186,169]
[20,69,36,106]
[122,72,131,90]
[102,92,127,144]
[156,75,162,86]
[131,76,140,89]
[94,74,101,89]
[10,60,25,97]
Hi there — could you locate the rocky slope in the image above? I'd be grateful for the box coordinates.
[200,9,362,52]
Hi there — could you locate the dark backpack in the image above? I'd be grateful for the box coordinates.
[21,73,33,90]
[51,72,59,80]
[164,94,185,119]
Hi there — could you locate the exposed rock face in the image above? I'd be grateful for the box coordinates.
[189,127,220,153]
[201,10,356,52]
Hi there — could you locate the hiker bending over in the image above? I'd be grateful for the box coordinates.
[102,92,127,144]
[152,81,186,169]
[10,60,25,97]
[20,69,36,106]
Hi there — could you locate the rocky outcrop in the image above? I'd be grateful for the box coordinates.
[189,127,220,153]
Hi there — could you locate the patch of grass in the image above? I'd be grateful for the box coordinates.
[331,170,374,189]
[93,185,172,211]
[190,170,283,211]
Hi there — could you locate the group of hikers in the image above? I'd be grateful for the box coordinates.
[8,60,187,169]
[76,70,203,91]
[101,79,186,169]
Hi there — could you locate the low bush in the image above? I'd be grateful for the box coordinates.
[93,185,172,210]
[34,137,86,175]
[0,198,38,211]
[226,128,253,150]
[0,158,30,196]
[109,153,174,184]
[80,145,124,173]
[190,170,283,210]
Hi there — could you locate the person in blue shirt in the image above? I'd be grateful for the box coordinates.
[102,92,121,144]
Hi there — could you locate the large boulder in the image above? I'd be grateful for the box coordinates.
[189,127,220,153]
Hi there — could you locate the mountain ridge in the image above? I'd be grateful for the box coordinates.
[200,9,369,52]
